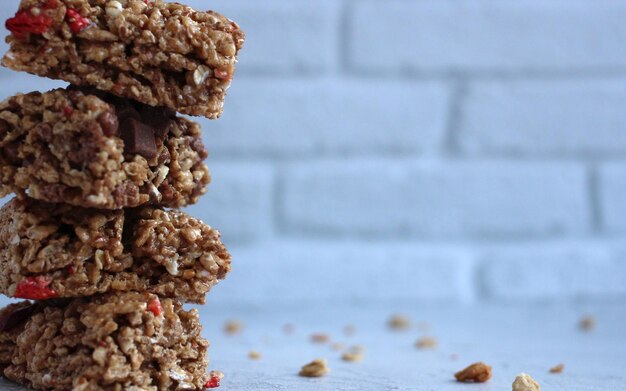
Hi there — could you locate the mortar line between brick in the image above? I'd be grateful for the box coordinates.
[338,0,354,75]
[443,79,467,156]
[588,164,603,233]
[272,165,288,237]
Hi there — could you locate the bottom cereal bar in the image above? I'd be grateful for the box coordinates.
[0,197,231,304]
[0,292,210,390]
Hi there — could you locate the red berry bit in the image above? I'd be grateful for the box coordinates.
[65,8,91,34]
[14,276,58,300]
[147,297,162,317]
[204,375,220,389]
[214,69,231,81]
[63,106,73,118]
[5,9,53,40]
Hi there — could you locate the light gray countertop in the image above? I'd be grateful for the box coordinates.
[1,303,624,390]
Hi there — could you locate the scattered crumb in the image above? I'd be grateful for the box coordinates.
[310,333,330,344]
[455,362,492,383]
[224,320,242,335]
[549,364,564,374]
[579,316,595,332]
[331,342,345,352]
[299,359,330,378]
[343,324,357,337]
[415,336,438,350]
[512,373,540,391]
[341,346,365,362]
[248,351,262,360]
[388,314,411,330]
[283,323,294,335]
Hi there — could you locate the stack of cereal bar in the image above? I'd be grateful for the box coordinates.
[0,0,244,389]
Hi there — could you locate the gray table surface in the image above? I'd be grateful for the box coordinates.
[0,303,624,390]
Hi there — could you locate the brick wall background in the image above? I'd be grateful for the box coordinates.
[1,0,626,307]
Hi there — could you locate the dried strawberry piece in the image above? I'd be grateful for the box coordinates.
[65,8,90,34]
[147,297,162,317]
[63,106,73,118]
[14,276,58,300]
[6,9,53,40]
[204,375,220,388]
[214,69,231,81]
[143,0,155,5]
[43,0,59,9]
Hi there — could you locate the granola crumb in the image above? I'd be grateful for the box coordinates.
[310,333,330,344]
[549,364,564,374]
[224,320,243,335]
[341,346,365,362]
[331,342,345,352]
[299,359,329,378]
[579,316,595,331]
[388,314,411,330]
[415,336,438,350]
[512,373,540,391]
[283,323,295,335]
[343,325,356,337]
[248,351,262,360]
[455,362,492,383]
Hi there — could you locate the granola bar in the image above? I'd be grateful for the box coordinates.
[0,292,210,390]
[3,0,245,118]
[0,87,210,209]
[0,197,231,304]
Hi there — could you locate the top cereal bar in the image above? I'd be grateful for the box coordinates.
[2,0,245,118]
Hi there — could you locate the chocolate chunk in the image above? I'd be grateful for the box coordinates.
[157,147,170,165]
[34,123,53,143]
[113,182,140,207]
[116,105,140,123]
[43,184,72,203]
[0,304,35,332]
[2,141,21,165]
[190,138,208,160]
[97,111,119,137]
[0,119,9,139]
[120,117,157,159]
[140,105,176,139]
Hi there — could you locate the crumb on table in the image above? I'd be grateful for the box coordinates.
[454,362,492,383]
[299,359,330,378]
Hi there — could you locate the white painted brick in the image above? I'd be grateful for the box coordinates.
[185,0,340,74]
[0,72,68,94]
[184,163,274,244]
[206,241,475,306]
[202,79,450,157]
[460,79,626,156]
[599,163,626,232]
[281,160,590,238]
[480,242,626,301]
[350,0,626,72]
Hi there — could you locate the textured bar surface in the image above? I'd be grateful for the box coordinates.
[0,87,210,209]
[0,292,209,390]
[0,197,231,303]
[3,0,245,118]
